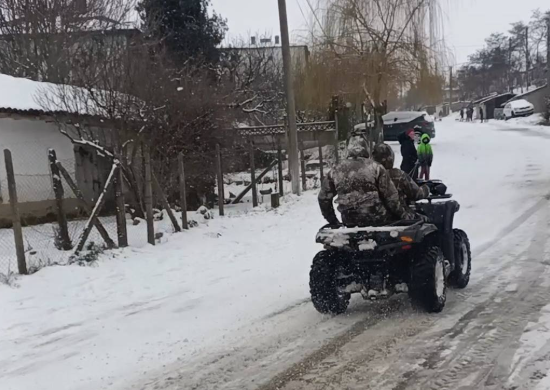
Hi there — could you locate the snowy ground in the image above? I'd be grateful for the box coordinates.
[3,117,550,389]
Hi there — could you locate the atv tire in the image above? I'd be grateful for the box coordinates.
[409,244,446,313]
[450,229,471,288]
[310,251,350,315]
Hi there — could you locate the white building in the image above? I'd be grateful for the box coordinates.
[0,73,113,226]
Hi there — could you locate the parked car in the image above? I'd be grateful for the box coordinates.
[382,111,436,142]
[503,99,534,120]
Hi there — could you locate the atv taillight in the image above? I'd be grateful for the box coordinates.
[402,245,412,250]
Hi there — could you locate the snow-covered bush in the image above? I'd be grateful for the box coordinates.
[197,206,214,220]
[0,270,17,287]
[69,242,105,266]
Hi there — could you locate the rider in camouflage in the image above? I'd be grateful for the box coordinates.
[318,136,414,227]
[372,143,430,211]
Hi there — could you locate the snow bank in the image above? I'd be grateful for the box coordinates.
[0,193,325,390]
[491,113,547,128]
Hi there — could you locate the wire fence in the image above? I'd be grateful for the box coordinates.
[0,145,119,276]
[0,140,334,278]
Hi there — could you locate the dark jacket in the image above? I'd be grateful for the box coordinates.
[398,131,418,176]
[318,137,412,227]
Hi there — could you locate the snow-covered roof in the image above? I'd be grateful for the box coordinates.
[0,73,54,113]
[505,84,547,105]
[382,111,427,125]
[478,92,515,105]
[0,73,128,118]
[512,84,543,95]
[472,92,497,104]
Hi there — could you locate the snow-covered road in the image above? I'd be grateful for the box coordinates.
[3,118,550,390]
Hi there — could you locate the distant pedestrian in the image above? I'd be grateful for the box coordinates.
[418,133,433,180]
[460,108,464,121]
[398,129,418,179]
[479,107,485,123]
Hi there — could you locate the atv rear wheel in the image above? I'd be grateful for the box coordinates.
[450,229,471,288]
[310,251,350,315]
[409,245,446,313]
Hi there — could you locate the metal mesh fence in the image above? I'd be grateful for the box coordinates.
[0,145,119,276]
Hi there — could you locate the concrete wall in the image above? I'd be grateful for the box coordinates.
[0,117,78,227]
[0,117,76,203]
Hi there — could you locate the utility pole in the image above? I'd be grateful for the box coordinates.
[277,0,300,195]
[547,17,550,93]
[508,37,514,92]
[526,26,530,88]
[448,66,453,115]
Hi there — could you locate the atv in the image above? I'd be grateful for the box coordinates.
[310,181,472,314]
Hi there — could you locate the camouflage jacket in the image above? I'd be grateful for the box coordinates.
[318,157,412,227]
[388,168,430,210]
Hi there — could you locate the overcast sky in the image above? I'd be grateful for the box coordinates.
[210,0,550,65]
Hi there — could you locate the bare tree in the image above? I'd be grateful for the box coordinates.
[220,37,289,126]
[39,31,239,212]
[301,0,446,141]
[0,0,136,82]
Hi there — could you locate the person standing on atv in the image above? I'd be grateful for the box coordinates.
[318,136,414,227]
[372,143,430,211]
[398,129,418,179]
[417,133,433,180]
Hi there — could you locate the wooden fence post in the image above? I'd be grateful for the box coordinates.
[249,141,258,207]
[318,145,324,181]
[178,153,188,230]
[232,160,278,204]
[48,149,72,250]
[215,143,225,216]
[4,149,27,274]
[300,144,307,191]
[56,161,116,249]
[334,110,340,164]
[113,160,128,247]
[277,144,284,196]
[143,145,155,245]
[75,164,118,254]
[152,173,181,232]
[271,193,280,208]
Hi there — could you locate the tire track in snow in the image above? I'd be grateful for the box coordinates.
[473,192,550,257]
[257,196,550,390]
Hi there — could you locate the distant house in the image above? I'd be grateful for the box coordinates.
[504,85,548,114]
[477,92,516,120]
[220,45,310,75]
[0,73,115,226]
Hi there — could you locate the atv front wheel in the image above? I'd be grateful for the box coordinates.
[310,251,350,315]
[450,229,471,288]
[409,245,446,313]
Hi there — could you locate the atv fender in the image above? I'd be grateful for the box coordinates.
[417,223,438,240]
